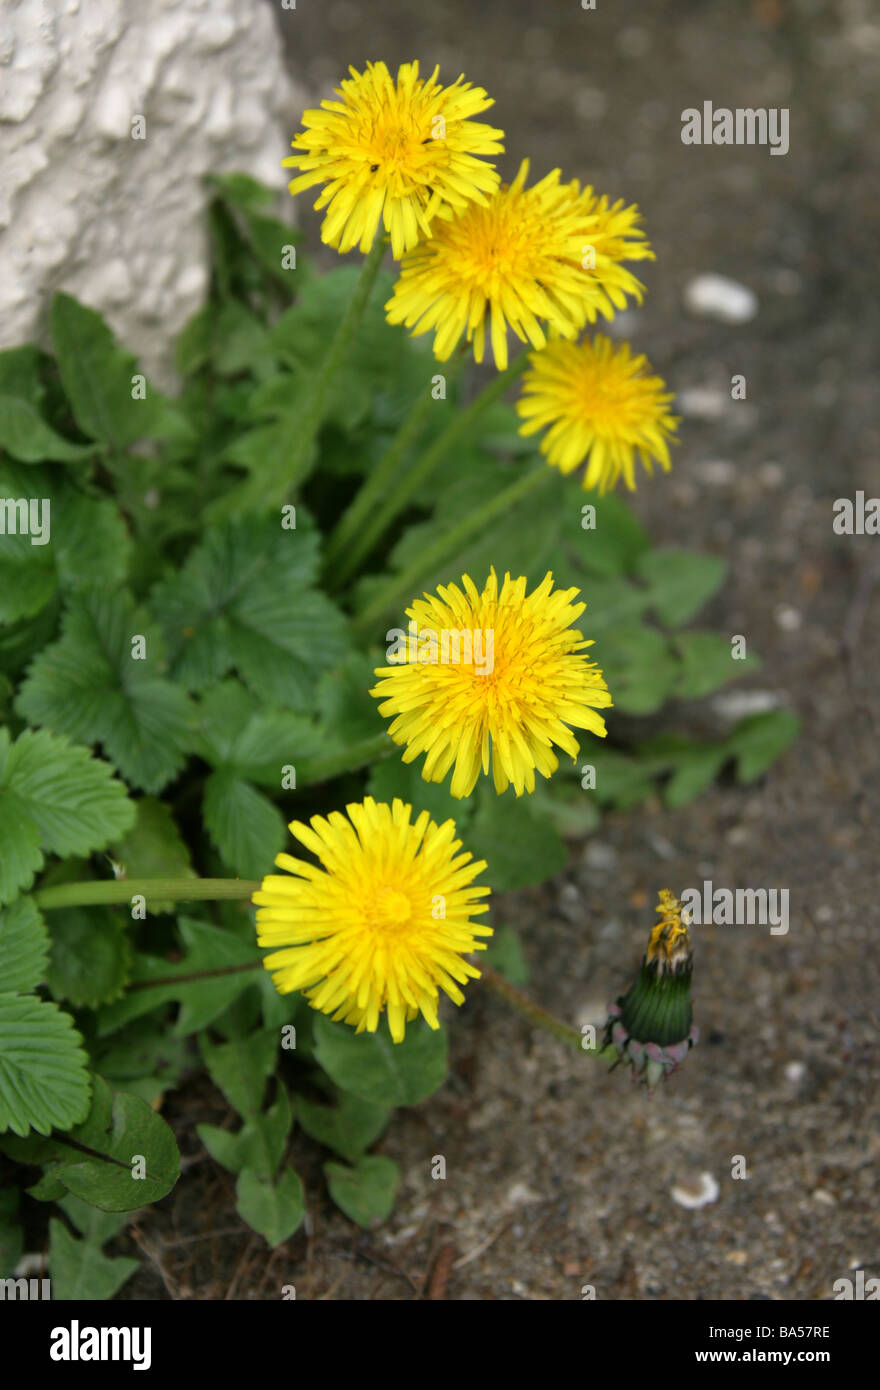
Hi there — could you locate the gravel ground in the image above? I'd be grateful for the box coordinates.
[118,0,879,1299]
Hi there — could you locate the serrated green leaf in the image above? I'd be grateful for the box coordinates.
[15,589,192,793]
[0,531,56,625]
[0,795,44,905]
[193,680,322,787]
[47,906,132,1008]
[151,516,350,710]
[324,1155,400,1229]
[636,550,726,627]
[0,728,134,904]
[95,917,261,1038]
[675,631,760,698]
[600,625,679,715]
[109,797,196,913]
[208,301,269,377]
[0,894,49,992]
[318,650,389,744]
[729,709,800,782]
[586,747,657,810]
[49,293,164,451]
[0,394,94,463]
[560,490,652,577]
[0,459,131,625]
[203,769,285,879]
[663,746,729,808]
[91,1016,189,1098]
[0,992,91,1136]
[295,1090,391,1164]
[313,1016,448,1107]
[270,268,420,433]
[235,1164,304,1246]
[0,345,45,404]
[49,1218,138,1300]
[467,792,567,891]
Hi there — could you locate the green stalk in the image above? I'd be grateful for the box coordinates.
[338,350,530,589]
[215,236,388,517]
[34,879,260,911]
[324,352,466,587]
[353,462,553,634]
[275,234,387,497]
[480,964,617,1061]
[33,882,613,1063]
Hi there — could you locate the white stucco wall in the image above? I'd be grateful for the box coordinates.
[0,0,298,383]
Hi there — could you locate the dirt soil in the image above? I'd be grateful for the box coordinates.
[116,0,879,1299]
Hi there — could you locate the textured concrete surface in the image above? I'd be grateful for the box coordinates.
[0,0,298,383]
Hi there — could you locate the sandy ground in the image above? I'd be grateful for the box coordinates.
[116,0,879,1299]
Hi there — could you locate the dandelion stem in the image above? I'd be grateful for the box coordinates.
[340,350,531,598]
[352,461,553,633]
[480,963,617,1062]
[324,353,466,587]
[221,235,388,515]
[34,879,261,911]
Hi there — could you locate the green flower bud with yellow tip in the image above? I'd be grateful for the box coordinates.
[604,889,698,1089]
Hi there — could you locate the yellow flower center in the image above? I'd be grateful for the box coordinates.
[368,886,413,934]
[570,366,636,427]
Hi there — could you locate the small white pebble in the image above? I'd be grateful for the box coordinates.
[759,462,785,489]
[785,1061,806,1083]
[677,386,728,420]
[683,273,759,324]
[576,1000,609,1029]
[812,1189,836,1206]
[775,604,802,631]
[671,1172,720,1209]
[712,690,782,722]
[507,1182,542,1208]
[696,458,737,486]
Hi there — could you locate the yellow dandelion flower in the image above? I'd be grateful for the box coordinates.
[647,889,693,974]
[370,569,612,799]
[282,60,504,259]
[516,334,680,493]
[253,798,491,1043]
[385,159,650,369]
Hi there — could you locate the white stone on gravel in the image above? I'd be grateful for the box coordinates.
[677,386,729,419]
[683,273,759,324]
[671,1172,720,1209]
[711,690,783,722]
[695,458,737,486]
